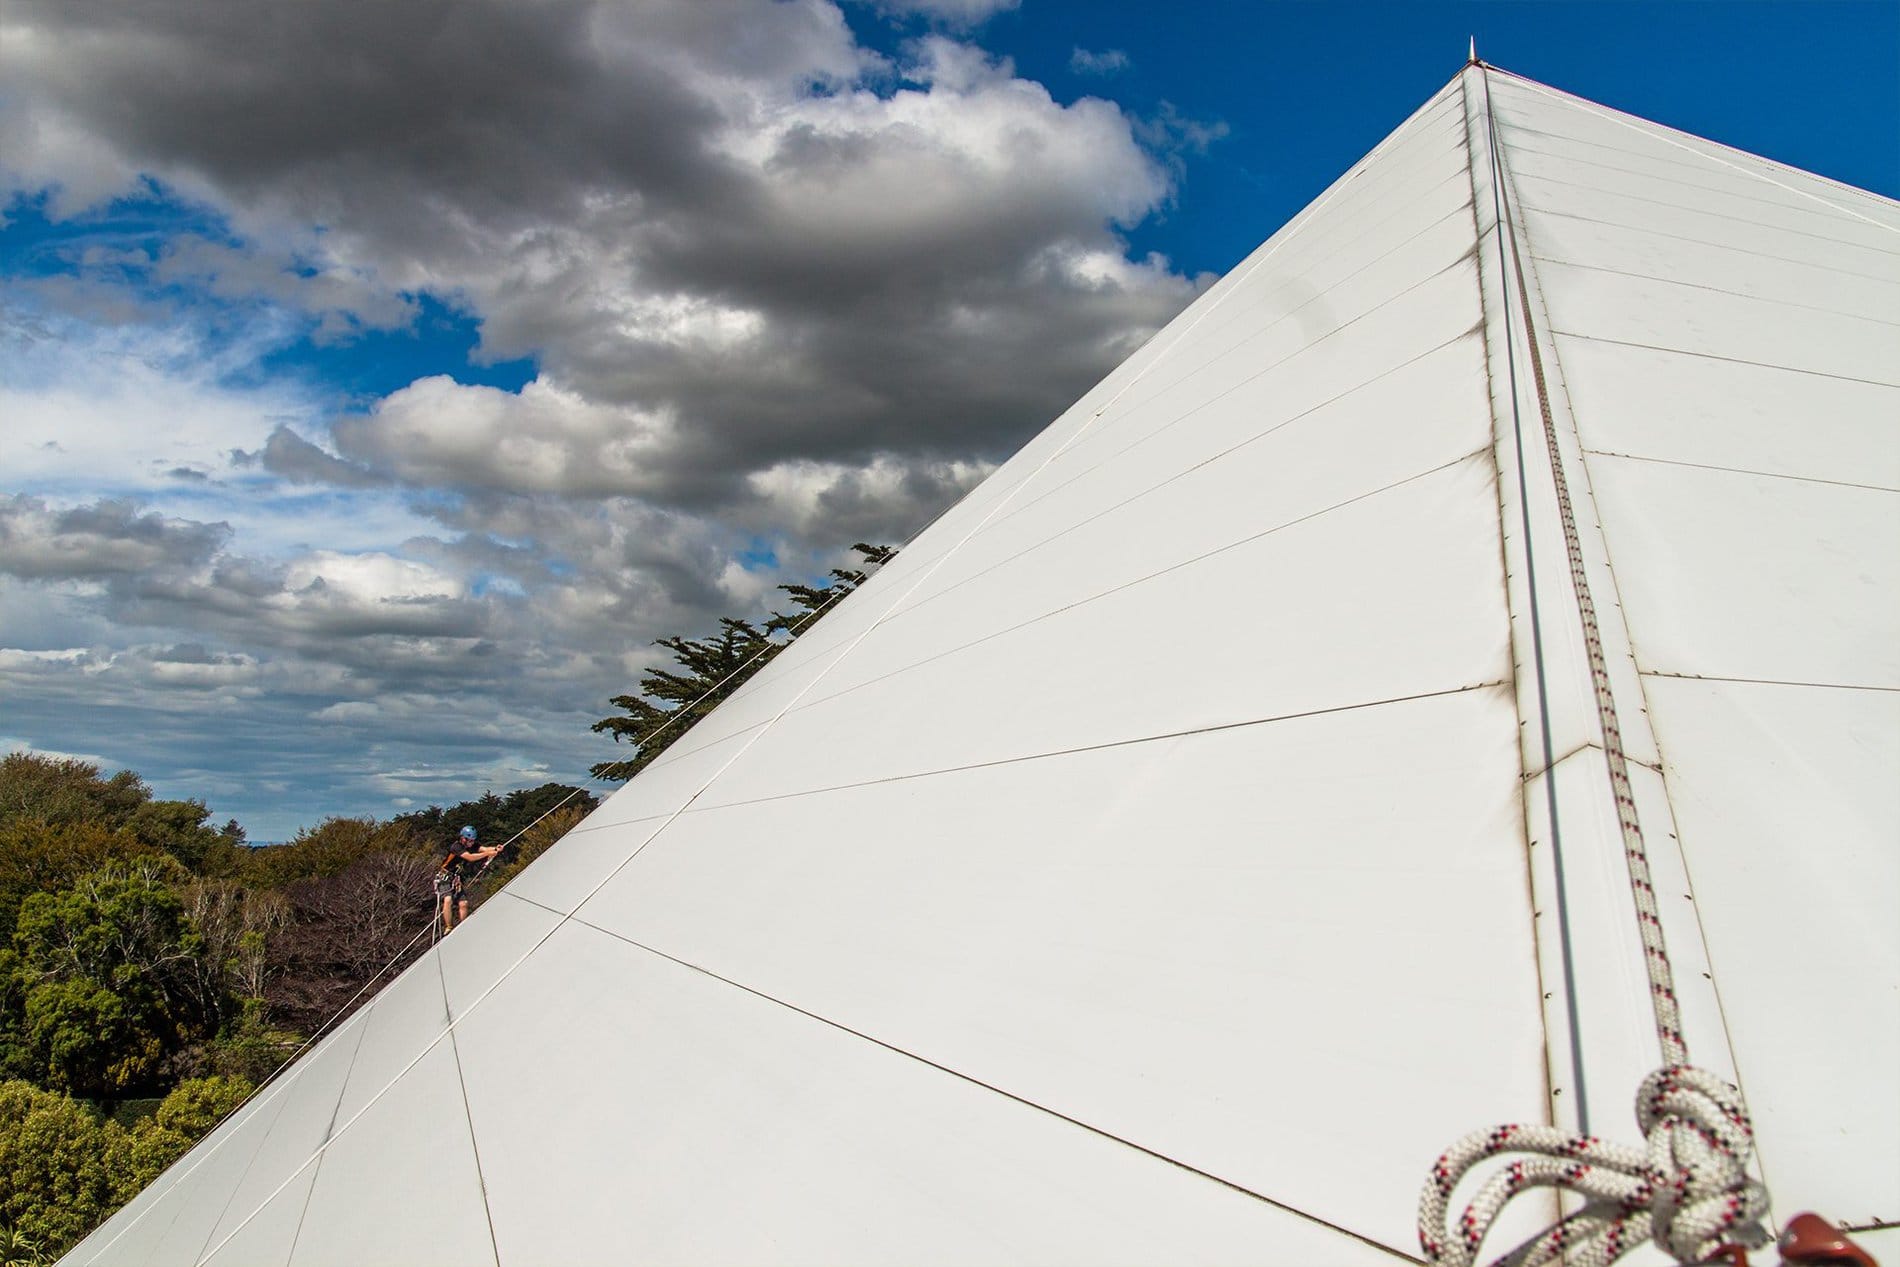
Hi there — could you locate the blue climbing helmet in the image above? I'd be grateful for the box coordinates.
[458,825,477,842]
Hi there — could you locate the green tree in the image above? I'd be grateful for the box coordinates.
[0,1223,51,1266]
[0,1075,249,1259]
[0,1080,123,1254]
[0,820,158,943]
[239,816,417,890]
[122,1074,249,1178]
[391,783,597,852]
[1,866,231,1097]
[478,802,590,892]
[765,542,896,634]
[125,799,244,877]
[0,755,148,833]
[591,543,895,781]
[0,755,246,934]
[590,617,779,782]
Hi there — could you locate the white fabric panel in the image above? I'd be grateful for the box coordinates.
[288,1040,497,1267]
[1555,337,1900,489]
[581,714,771,831]
[79,1013,365,1267]
[1851,1227,1900,1258]
[1521,749,1737,1129]
[575,689,1543,1252]
[1641,677,1900,1223]
[684,457,1509,810]
[1522,210,1900,321]
[1491,125,1900,255]
[327,949,448,1124]
[460,918,1411,1265]
[1491,59,1900,1234]
[504,813,667,914]
[1507,168,1900,282]
[874,255,1487,634]
[437,890,564,1020]
[1584,457,1900,685]
[803,338,1492,712]
[1492,75,1900,235]
[64,1077,295,1267]
[195,1163,313,1267]
[1532,258,1898,385]
[187,1013,366,1262]
[1500,137,1894,245]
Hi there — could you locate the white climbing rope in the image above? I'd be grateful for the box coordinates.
[1418,65,1770,1267]
[1419,1066,1768,1267]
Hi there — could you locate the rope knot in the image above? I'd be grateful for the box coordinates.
[1418,1066,1769,1267]
[1635,1067,1769,1263]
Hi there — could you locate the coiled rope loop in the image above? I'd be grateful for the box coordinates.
[1419,1065,1769,1266]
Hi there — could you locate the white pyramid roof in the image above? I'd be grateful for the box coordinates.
[64,63,1898,1266]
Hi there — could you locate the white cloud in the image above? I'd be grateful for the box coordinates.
[0,0,1225,836]
[281,550,464,606]
[332,377,680,498]
[1069,47,1131,76]
[853,0,1020,28]
[0,304,319,496]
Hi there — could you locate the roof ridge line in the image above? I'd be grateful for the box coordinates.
[1492,68,1900,230]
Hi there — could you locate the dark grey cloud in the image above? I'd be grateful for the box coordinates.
[0,0,1232,837]
[2,2,1210,506]
[240,426,391,489]
[0,494,230,579]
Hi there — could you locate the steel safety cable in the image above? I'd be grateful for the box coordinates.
[1417,64,1769,1267]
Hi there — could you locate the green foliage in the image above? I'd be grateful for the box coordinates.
[126,799,245,877]
[591,617,779,782]
[591,543,895,782]
[0,756,247,938]
[0,820,157,943]
[179,1001,298,1086]
[2,866,231,1097]
[0,1076,249,1259]
[239,816,417,890]
[0,1222,52,1266]
[765,542,896,633]
[479,803,589,892]
[0,1080,129,1255]
[122,1075,250,1178]
[0,755,149,834]
[391,782,597,854]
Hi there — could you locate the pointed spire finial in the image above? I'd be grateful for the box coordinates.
[1468,36,1478,66]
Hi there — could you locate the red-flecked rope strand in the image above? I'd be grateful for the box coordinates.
[1419,66,1769,1267]
[1419,1067,1768,1266]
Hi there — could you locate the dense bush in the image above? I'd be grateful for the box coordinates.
[0,865,232,1098]
[0,1076,248,1256]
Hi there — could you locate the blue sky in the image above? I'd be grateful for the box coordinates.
[1,0,1894,840]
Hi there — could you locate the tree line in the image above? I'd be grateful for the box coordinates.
[0,543,892,1261]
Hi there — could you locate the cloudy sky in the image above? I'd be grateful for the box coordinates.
[3,0,1894,840]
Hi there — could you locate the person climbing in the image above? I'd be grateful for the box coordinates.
[435,825,501,933]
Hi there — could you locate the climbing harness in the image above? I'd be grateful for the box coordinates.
[1416,65,1878,1267]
